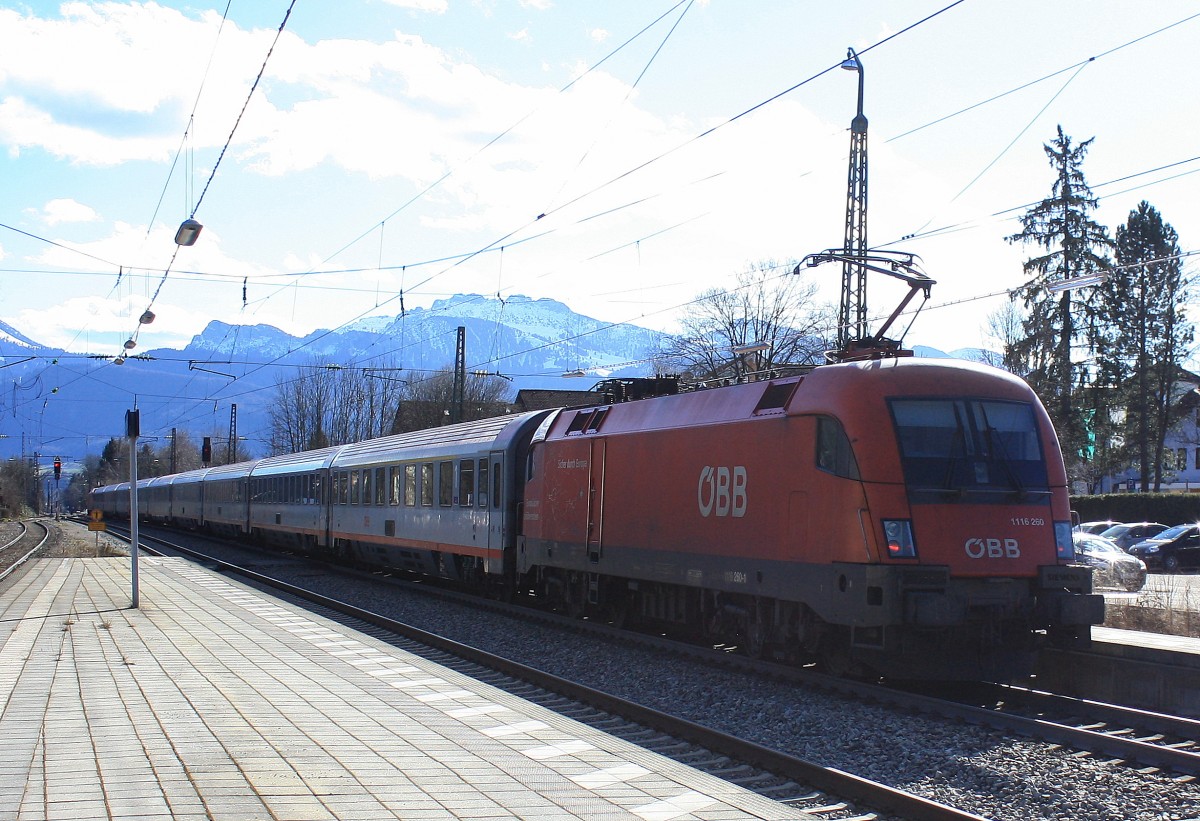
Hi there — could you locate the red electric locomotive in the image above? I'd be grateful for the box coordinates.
[520,357,1103,680]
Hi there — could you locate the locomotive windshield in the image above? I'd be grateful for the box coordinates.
[888,398,1050,504]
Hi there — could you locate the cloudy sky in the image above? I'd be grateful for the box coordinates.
[1,0,1198,360]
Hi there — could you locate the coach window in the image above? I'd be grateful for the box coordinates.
[459,459,474,507]
[404,464,417,506]
[374,467,386,505]
[421,463,434,506]
[478,459,489,508]
[389,466,401,505]
[439,460,454,506]
[493,468,501,509]
[361,469,372,506]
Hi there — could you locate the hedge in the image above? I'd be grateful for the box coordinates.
[1069,493,1200,526]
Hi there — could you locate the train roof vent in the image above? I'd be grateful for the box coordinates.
[752,379,801,416]
[565,406,610,436]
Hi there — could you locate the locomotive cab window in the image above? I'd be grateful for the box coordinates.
[889,398,1049,503]
[816,416,860,479]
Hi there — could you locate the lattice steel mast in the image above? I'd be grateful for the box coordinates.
[839,47,868,350]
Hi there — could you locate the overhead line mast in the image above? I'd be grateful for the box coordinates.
[802,47,935,362]
[840,47,869,351]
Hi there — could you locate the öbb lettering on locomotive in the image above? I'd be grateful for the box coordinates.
[697,466,747,518]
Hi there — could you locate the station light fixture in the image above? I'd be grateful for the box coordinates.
[1046,273,1108,294]
[174,218,203,247]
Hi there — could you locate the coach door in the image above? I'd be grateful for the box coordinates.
[586,439,606,563]
[485,452,504,572]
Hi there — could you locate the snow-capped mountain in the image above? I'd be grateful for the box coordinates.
[0,294,1000,463]
[0,295,670,461]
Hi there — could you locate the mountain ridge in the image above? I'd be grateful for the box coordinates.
[0,294,990,463]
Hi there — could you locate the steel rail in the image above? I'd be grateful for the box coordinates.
[0,520,51,583]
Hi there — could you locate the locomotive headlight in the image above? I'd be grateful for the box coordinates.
[882,519,916,558]
[1054,522,1075,560]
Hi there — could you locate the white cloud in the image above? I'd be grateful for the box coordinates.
[589,28,609,43]
[508,28,531,42]
[381,0,449,11]
[5,292,208,351]
[41,199,99,226]
[520,0,554,9]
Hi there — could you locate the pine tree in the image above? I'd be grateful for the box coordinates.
[1006,126,1112,474]
[1095,201,1192,490]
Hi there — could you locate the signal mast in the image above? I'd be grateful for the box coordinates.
[803,48,936,362]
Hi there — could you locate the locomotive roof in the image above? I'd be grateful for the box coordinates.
[542,357,1036,438]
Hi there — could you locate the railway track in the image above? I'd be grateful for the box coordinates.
[0,518,50,581]
[102,521,987,821]
[942,682,1200,776]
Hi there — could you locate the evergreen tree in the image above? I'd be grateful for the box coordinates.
[1095,201,1192,490]
[1006,125,1112,476]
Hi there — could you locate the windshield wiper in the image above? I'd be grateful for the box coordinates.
[979,406,1026,500]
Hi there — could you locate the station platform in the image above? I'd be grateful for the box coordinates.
[1037,622,1200,718]
[0,557,811,820]
[1094,624,1200,665]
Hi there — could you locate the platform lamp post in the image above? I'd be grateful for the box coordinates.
[126,409,140,608]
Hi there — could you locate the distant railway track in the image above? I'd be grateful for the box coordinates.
[105,521,991,821]
[0,518,50,581]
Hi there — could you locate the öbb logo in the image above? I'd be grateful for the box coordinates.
[698,466,747,518]
[964,537,1021,559]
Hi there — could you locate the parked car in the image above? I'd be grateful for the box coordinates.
[1128,524,1200,573]
[1073,533,1147,592]
[1099,521,1169,552]
[1076,520,1122,534]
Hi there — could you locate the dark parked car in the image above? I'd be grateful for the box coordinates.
[1076,520,1122,535]
[1073,533,1147,592]
[1128,524,1200,573]
[1100,521,1169,552]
